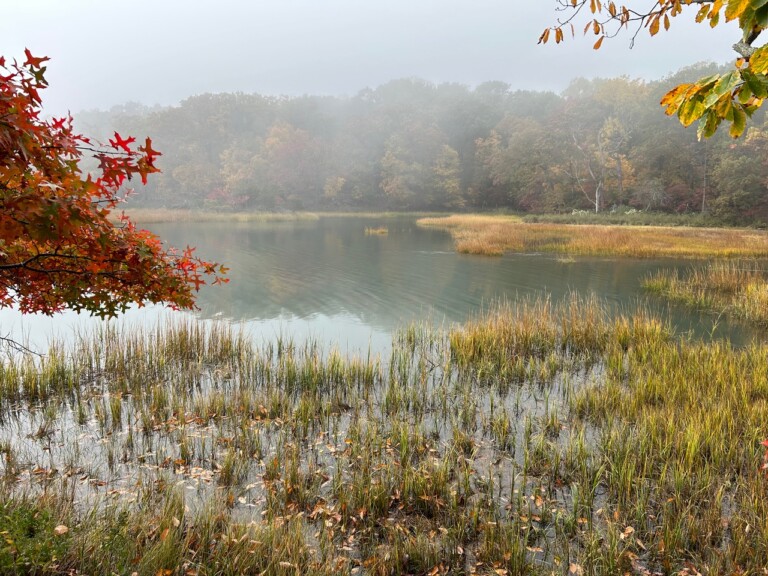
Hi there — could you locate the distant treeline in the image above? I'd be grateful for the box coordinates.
[78,62,768,224]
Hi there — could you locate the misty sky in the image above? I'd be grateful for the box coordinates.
[5,0,741,115]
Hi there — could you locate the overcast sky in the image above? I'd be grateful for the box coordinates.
[4,0,741,115]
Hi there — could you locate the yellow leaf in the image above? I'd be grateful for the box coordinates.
[649,15,660,35]
[725,0,750,22]
[538,28,551,44]
[730,105,747,138]
[660,83,692,111]
[750,46,768,74]
[608,2,616,17]
[53,525,69,536]
[678,97,706,126]
[593,20,601,34]
[695,4,710,23]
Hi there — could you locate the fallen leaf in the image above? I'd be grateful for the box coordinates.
[53,525,69,536]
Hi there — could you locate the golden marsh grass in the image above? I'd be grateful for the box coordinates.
[418,214,768,258]
[1,301,768,573]
[644,260,768,326]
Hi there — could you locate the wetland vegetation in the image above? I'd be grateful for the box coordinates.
[1,296,767,574]
[643,260,768,327]
[416,215,768,259]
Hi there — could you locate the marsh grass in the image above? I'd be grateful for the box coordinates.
[644,260,768,326]
[418,214,768,258]
[1,301,767,573]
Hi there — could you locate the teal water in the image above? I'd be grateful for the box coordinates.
[0,217,761,352]
[159,216,761,349]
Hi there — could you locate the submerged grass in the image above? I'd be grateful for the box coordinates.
[644,260,768,326]
[1,299,767,573]
[418,214,768,258]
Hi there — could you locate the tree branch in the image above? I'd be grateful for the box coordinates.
[0,333,42,357]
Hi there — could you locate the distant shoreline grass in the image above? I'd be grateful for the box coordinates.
[118,208,321,224]
[417,214,768,258]
[119,208,447,224]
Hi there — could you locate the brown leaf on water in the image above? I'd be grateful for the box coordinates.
[620,525,635,540]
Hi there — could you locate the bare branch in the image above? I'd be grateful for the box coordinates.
[0,333,42,357]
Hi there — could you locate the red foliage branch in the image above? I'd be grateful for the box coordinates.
[0,51,228,318]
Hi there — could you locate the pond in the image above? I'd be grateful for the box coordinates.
[2,216,767,573]
[0,215,760,352]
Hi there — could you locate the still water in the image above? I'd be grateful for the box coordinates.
[0,217,760,352]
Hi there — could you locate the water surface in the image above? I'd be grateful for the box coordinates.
[0,217,760,352]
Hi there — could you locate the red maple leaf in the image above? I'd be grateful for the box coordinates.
[140,137,161,163]
[109,132,136,153]
[23,49,50,68]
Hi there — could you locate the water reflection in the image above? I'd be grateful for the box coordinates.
[158,217,760,346]
[0,217,761,352]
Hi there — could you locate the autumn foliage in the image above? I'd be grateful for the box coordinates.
[0,51,227,317]
[542,0,768,138]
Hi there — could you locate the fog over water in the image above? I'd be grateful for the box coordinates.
[4,0,740,114]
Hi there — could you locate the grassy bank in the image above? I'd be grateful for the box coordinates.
[120,209,445,225]
[417,214,768,258]
[644,260,768,326]
[118,208,322,224]
[523,211,720,228]
[1,298,767,574]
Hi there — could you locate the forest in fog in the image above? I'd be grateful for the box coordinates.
[78,62,768,225]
